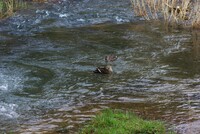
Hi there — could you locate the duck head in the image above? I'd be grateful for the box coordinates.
[105,55,118,62]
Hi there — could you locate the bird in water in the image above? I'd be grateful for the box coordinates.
[93,65,113,74]
[105,55,118,62]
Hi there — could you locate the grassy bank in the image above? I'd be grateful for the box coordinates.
[131,0,200,28]
[80,109,168,134]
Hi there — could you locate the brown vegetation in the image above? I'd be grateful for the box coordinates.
[0,0,27,18]
[0,0,48,19]
[131,0,200,28]
[31,0,47,2]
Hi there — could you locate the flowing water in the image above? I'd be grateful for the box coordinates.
[0,0,200,133]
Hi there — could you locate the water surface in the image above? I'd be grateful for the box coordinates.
[0,0,200,133]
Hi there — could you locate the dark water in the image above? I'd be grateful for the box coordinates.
[0,0,200,133]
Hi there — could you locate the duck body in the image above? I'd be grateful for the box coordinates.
[93,65,113,74]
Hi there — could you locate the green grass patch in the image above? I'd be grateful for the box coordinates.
[80,109,167,134]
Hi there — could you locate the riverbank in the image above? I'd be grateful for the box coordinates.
[0,0,57,19]
[131,0,200,29]
[80,109,168,134]
[0,0,27,18]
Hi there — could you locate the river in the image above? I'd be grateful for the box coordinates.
[0,0,200,133]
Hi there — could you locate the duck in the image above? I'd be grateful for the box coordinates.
[93,65,113,74]
[105,55,118,62]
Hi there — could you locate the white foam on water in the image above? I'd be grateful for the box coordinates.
[0,72,23,92]
[115,16,123,22]
[0,73,8,91]
[0,72,22,118]
[0,84,8,91]
[0,102,19,118]
[59,13,70,18]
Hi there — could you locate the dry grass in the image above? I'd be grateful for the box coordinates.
[0,0,27,18]
[32,0,47,2]
[131,0,200,28]
[0,0,49,18]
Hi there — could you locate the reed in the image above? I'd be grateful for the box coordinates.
[0,0,27,18]
[131,0,200,28]
[32,0,47,2]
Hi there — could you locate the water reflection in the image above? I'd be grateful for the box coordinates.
[161,31,200,78]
